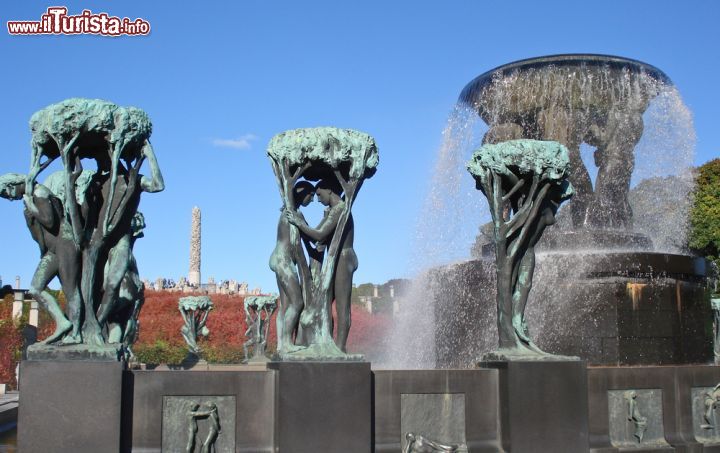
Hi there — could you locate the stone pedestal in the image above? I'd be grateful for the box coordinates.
[129,368,275,452]
[268,361,371,453]
[373,369,501,452]
[18,360,124,453]
[434,253,711,368]
[486,360,590,452]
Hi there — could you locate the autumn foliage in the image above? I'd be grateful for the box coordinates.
[0,295,24,389]
[134,290,391,363]
[0,289,392,377]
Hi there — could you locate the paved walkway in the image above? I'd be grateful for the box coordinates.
[0,392,18,427]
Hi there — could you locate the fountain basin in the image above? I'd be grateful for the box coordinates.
[460,54,671,125]
[433,251,711,368]
[459,54,681,229]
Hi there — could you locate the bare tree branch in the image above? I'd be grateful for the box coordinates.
[509,182,550,258]
[502,178,525,203]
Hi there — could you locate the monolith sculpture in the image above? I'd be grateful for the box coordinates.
[0,98,164,358]
[189,206,201,288]
[467,139,573,359]
[267,127,378,360]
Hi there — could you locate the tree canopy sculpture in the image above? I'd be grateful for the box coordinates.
[0,98,163,357]
[179,296,213,355]
[467,139,573,359]
[267,127,378,360]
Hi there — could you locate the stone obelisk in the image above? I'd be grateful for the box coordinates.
[188,206,201,287]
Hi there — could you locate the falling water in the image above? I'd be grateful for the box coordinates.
[629,86,696,252]
[379,104,488,369]
[381,58,697,369]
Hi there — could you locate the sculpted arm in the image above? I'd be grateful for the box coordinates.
[139,141,165,193]
[286,204,342,242]
[23,189,57,230]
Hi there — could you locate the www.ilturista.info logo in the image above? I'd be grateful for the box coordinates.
[7,7,150,36]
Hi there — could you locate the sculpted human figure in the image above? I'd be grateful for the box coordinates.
[701,384,720,430]
[468,140,573,357]
[624,390,648,443]
[510,188,567,352]
[286,178,358,352]
[186,402,220,453]
[268,127,377,359]
[270,181,315,352]
[243,295,277,361]
[403,432,467,453]
[186,402,201,453]
[199,402,220,453]
[6,99,164,354]
[0,172,82,344]
[584,109,644,228]
[710,264,720,364]
[179,296,213,354]
[77,138,163,344]
[102,212,146,346]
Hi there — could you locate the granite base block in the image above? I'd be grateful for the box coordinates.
[128,369,275,452]
[269,361,371,453]
[18,360,124,453]
[373,369,500,452]
[488,360,590,453]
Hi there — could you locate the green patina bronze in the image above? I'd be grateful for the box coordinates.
[243,294,278,362]
[179,296,214,354]
[267,127,378,360]
[0,98,164,359]
[468,139,574,360]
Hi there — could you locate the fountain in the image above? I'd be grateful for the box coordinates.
[404,54,711,368]
[7,58,718,453]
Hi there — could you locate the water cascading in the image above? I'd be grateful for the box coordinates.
[384,55,708,369]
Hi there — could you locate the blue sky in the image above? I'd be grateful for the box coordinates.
[1,0,718,292]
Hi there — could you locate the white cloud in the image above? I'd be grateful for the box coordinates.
[212,133,258,150]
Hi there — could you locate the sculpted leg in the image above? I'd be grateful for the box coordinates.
[334,251,358,352]
[275,279,287,352]
[30,253,71,344]
[56,241,84,344]
[588,110,643,228]
[97,235,132,325]
[277,272,306,350]
[80,246,105,345]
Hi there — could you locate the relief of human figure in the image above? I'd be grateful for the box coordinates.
[701,384,720,430]
[0,171,87,344]
[185,402,220,453]
[403,432,468,453]
[185,402,201,453]
[270,181,315,352]
[624,390,648,443]
[286,178,358,352]
[199,402,220,453]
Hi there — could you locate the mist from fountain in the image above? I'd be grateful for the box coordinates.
[380,59,697,369]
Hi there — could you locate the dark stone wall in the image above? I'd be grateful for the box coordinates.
[18,361,124,453]
[433,252,712,367]
[17,361,720,452]
[373,369,500,452]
